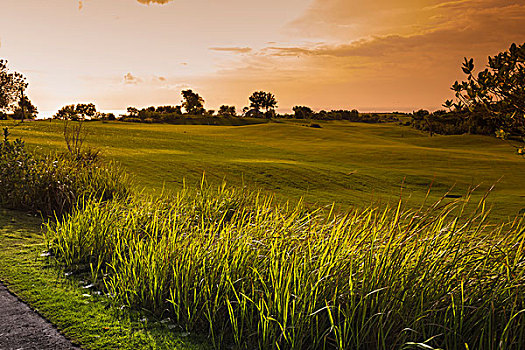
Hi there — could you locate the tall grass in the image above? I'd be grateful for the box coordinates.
[46,182,525,349]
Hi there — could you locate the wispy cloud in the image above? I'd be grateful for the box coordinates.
[209,47,253,54]
[136,0,174,5]
[123,72,142,84]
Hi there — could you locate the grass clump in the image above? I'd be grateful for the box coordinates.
[0,127,129,216]
[45,181,525,349]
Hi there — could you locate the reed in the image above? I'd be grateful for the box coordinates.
[46,182,525,349]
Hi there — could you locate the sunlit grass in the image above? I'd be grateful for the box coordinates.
[46,181,525,349]
[3,119,525,221]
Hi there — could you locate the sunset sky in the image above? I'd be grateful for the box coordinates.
[1,0,524,114]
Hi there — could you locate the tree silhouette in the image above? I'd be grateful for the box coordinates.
[293,106,313,119]
[249,91,278,118]
[12,96,38,120]
[218,105,236,117]
[249,91,266,111]
[181,89,204,115]
[263,92,277,117]
[127,107,139,117]
[54,103,97,121]
[0,59,28,121]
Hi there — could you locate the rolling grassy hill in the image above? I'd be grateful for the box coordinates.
[2,119,524,220]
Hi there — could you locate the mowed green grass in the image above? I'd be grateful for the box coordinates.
[3,119,524,220]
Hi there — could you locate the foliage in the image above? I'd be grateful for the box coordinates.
[63,118,89,159]
[156,105,182,114]
[47,182,525,349]
[54,104,77,120]
[0,59,27,111]
[182,90,205,115]
[127,107,139,117]
[54,103,97,121]
[0,127,129,216]
[218,105,236,117]
[449,42,525,137]
[12,95,38,120]
[313,109,361,121]
[123,106,184,122]
[410,108,523,138]
[292,106,313,119]
[248,91,266,111]
[249,91,278,118]
[52,103,100,158]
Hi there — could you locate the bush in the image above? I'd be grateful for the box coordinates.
[0,127,130,216]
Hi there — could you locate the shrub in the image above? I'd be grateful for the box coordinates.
[0,127,130,216]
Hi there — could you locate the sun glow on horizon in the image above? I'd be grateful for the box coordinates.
[1,0,524,113]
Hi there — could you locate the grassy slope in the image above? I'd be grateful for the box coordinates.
[0,209,207,350]
[3,119,524,220]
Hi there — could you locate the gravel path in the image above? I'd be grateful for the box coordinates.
[0,283,80,350]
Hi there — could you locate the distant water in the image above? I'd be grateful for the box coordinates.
[37,110,127,120]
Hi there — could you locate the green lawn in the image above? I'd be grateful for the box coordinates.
[3,119,524,220]
[0,208,207,349]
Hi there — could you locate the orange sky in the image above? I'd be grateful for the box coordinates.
[1,0,524,113]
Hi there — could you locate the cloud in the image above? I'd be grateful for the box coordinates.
[200,0,525,111]
[123,72,142,84]
[275,0,525,60]
[157,76,167,81]
[136,0,174,5]
[209,47,253,54]
[77,0,173,10]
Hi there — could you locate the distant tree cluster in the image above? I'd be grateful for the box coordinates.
[409,108,503,137]
[54,103,97,121]
[218,105,236,117]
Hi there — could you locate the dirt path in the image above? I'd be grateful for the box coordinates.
[0,283,80,350]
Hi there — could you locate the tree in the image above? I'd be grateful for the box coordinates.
[450,42,525,135]
[262,92,278,117]
[1,59,29,121]
[54,103,97,121]
[249,91,278,118]
[76,103,97,120]
[293,106,313,119]
[0,59,27,110]
[412,109,434,136]
[12,96,38,120]
[127,107,139,117]
[218,105,236,117]
[54,105,77,120]
[156,105,181,114]
[181,89,204,114]
[249,91,266,111]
